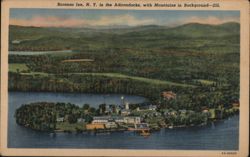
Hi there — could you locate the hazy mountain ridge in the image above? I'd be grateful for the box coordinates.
[9,22,240,53]
[9,22,239,39]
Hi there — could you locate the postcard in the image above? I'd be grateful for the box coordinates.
[1,0,249,156]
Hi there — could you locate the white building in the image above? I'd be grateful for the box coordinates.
[125,102,129,110]
[148,105,157,111]
[113,116,124,123]
[124,116,141,124]
[77,118,85,123]
[135,123,149,129]
[92,116,111,124]
[121,109,131,116]
[105,121,117,129]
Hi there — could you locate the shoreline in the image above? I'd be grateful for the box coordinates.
[19,114,239,134]
[13,92,239,134]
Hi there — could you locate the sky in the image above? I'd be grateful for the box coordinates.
[10,9,240,28]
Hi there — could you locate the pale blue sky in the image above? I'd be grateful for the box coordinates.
[10,9,240,27]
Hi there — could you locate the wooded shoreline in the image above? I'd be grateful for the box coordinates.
[15,101,239,134]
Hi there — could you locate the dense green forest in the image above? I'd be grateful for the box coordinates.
[15,102,94,131]
[9,22,240,112]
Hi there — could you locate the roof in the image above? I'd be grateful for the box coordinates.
[112,116,124,120]
[93,116,111,120]
[162,91,176,98]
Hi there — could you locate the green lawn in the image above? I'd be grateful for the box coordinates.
[13,70,196,89]
[9,64,48,76]
[209,109,216,119]
[20,72,49,76]
[56,122,86,131]
[9,63,28,72]
[196,79,215,85]
[71,72,196,88]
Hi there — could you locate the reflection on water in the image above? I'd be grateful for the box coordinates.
[8,92,239,150]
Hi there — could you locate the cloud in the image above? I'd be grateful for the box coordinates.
[182,16,239,25]
[91,14,155,26]
[10,14,239,28]
[10,14,155,27]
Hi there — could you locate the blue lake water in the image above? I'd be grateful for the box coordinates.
[9,50,73,55]
[8,92,239,150]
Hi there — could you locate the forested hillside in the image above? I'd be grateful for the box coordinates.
[9,22,240,111]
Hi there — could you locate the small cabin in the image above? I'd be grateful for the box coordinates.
[77,118,85,123]
[202,109,209,113]
[232,102,240,108]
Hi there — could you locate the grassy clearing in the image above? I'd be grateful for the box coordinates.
[20,72,49,76]
[62,59,94,62]
[209,109,216,119]
[15,70,195,88]
[56,122,86,131]
[9,63,28,72]
[196,79,215,85]
[145,116,165,125]
[72,72,196,88]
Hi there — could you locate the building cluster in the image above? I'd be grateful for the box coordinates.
[56,93,178,131]
[99,96,158,116]
[86,116,143,130]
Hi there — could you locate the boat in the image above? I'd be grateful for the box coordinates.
[140,130,150,136]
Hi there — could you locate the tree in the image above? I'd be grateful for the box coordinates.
[67,114,77,124]
[83,104,90,110]
[89,107,96,114]
[85,114,93,123]
[99,104,106,114]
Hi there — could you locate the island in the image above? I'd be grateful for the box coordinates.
[15,92,239,135]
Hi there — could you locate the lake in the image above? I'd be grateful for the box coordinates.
[8,92,239,150]
[9,50,73,55]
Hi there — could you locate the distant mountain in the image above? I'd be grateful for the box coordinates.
[120,22,240,38]
[9,22,240,52]
[171,22,240,37]
[9,24,168,40]
[216,22,240,33]
[9,22,239,37]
